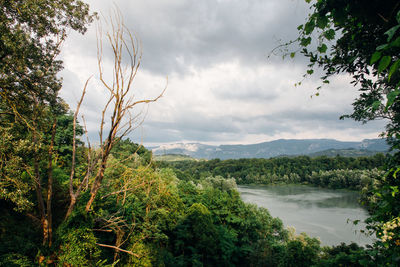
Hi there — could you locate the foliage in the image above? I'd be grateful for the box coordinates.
[54,113,84,169]
[154,153,198,162]
[57,227,101,266]
[0,200,40,266]
[0,0,93,129]
[284,233,321,267]
[289,0,400,265]
[2,0,392,265]
[1,131,377,266]
[0,0,94,250]
[306,168,384,190]
[160,154,386,189]
[316,242,374,267]
[292,0,400,133]
[110,138,153,167]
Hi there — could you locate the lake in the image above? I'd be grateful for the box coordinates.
[237,184,374,246]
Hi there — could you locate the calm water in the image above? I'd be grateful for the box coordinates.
[237,184,374,246]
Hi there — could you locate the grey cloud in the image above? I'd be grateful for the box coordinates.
[147,112,240,134]
[81,0,311,76]
[213,81,279,102]
[134,109,386,144]
[233,110,387,137]
[60,1,386,145]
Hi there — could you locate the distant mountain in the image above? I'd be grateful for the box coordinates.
[150,138,389,160]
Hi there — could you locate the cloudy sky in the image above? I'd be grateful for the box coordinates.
[59,0,386,146]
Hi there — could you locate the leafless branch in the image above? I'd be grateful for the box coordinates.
[65,77,91,219]
[96,243,139,257]
[84,9,167,212]
[101,181,146,199]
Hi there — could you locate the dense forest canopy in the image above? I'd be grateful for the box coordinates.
[0,0,400,266]
[159,154,385,187]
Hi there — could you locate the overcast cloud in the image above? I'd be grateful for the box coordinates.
[59,0,386,146]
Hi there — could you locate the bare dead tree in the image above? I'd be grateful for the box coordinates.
[65,9,166,219]
[84,10,166,212]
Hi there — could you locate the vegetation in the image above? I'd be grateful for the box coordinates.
[0,1,323,266]
[153,154,199,162]
[159,154,385,189]
[1,0,399,266]
[307,148,388,157]
[0,0,94,248]
[1,137,328,266]
[288,0,400,264]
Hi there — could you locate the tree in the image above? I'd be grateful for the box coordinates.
[65,10,167,219]
[0,0,93,247]
[288,0,400,264]
[291,0,400,143]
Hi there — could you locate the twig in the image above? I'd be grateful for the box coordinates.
[96,243,139,257]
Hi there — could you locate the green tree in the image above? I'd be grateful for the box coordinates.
[289,0,400,264]
[0,0,93,247]
[292,0,400,143]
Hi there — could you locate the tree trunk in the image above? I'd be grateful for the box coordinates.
[65,195,76,219]
[85,163,106,212]
[45,118,57,246]
[32,129,46,245]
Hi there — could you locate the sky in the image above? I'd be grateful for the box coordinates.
[59,0,386,146]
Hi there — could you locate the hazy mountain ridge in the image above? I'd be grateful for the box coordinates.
[150,138,389,160]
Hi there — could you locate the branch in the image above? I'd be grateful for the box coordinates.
[377,13,389,23]
[101,181,146,199]
[93,229,113,232]
[69,77,91,198]
[96,243,139,257]
[126,78,168,109]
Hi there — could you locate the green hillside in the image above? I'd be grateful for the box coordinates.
[153,153,199,161]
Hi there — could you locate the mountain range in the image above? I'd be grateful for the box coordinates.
[149,138,389,160]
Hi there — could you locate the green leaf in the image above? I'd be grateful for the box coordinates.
[297,24,303,31]
[307,69,314,75]
[323,29,335,40]
[317,44,328,53]
[316,15,328,29]
[376,44,389,51]
[300,37,312,46]
[390,186,399,197]
[388,60,400,81]
[384,25,400,42]
[304,20,315,34]
[386,89,400,109]
[290,52,295,58]
[391,36,400,47]
[332,9,346,25]
[378,56,391,73]
[397,10,400,23]
[371,101,381,111]
[370,51,381,65]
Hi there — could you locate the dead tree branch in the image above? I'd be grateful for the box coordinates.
[84,10,166,212]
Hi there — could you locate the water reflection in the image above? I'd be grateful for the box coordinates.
[238,184,374,246]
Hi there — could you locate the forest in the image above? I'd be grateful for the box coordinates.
[159,154,385,187]
[1,0,400,266]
